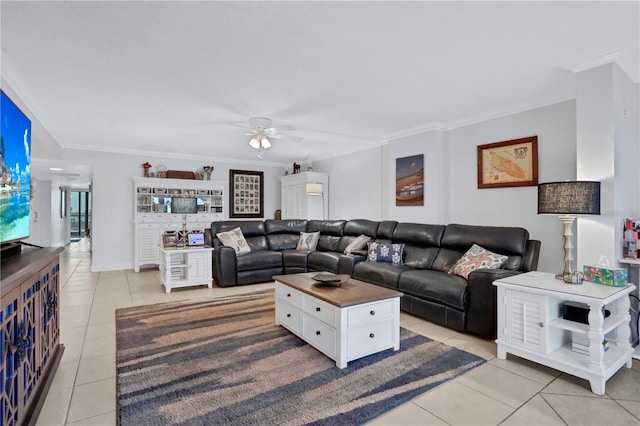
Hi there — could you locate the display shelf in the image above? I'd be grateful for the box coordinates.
[134,178,224,272]
[549,313,629,336]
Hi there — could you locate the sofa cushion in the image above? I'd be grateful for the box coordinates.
[343,234,371,255]
[352,261,413,289]
[367,242,404,265]
[307,220,345,251]
[236,250,283,272]
[265,219,308,250]
[392,223,445,269]
[375,221,398,243]
[282,249,310,269]
[449,244,509,279]
[216,227,250,255]
[432,224,529,272]
[398,270,468,311]
[296,232,320,250]
[308,251,341,273]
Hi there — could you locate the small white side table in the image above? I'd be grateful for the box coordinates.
[494,272,635,395]
[159,246,213,293]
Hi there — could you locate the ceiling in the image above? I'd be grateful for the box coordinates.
[1,1,638,186]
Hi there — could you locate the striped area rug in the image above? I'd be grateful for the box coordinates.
[116,290,485,425]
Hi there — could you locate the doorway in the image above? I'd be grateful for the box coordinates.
[70,190,91,238]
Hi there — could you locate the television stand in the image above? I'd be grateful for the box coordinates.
[0,242,22,259]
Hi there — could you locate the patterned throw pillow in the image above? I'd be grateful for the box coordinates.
[216,227,250,255]
[296,232,320,250]
[448,244,508,279]
[344,234,372,255]
[367,242,404,265]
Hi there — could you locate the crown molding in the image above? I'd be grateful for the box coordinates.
[560,46,639,83]
[62,144,290,169]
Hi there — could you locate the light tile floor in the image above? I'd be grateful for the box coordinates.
[37,240,640,425]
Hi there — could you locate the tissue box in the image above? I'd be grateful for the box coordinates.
[583,265,628,287]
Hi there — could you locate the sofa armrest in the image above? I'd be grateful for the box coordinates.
[212,246,237,287]
[338,254,367,275]
[466,269,523,339]
[522,239,541,272]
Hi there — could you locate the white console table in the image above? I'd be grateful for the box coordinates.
[159,246,213,293]
[494,272,635,395]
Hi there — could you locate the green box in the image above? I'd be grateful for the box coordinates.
[583,265,628,287]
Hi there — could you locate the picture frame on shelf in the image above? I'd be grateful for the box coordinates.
[162,231,178,248]
[477,136,538,189]
[229,169,264,218]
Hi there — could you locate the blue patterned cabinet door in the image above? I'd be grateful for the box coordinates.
[39,261,60,372]
[1,286,21,426]
[20,275,39,414]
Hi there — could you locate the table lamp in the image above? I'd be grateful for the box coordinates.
[538,181,600,280]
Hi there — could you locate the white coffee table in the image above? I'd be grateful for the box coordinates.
[274,274,403,368]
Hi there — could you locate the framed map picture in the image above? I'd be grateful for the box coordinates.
[477,136,538,189]
[229,169,264,218]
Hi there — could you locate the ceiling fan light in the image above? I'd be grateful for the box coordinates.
[261,136,271,149]
[249,136,261,149]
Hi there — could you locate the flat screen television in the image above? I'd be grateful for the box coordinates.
[0,90,32,245]
[170,197,197,214]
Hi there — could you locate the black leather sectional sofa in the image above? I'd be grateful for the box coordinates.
[204,219,540,339]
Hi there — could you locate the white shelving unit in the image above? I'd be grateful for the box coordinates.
[159,246,213,293]
[494,272,635,395]
[280,171,329,220]
[134,177,224,272]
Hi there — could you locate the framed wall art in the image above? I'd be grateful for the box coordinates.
[229,169,264,218]
[396,154,424,206]
[477,136,538,189]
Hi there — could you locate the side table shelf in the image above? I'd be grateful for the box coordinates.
[159,246,213,293]
[494,272,635,395]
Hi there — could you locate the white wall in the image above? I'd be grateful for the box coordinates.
[315,147,384,220]
[383,130,447,224]
[576,64,640,268]
[25,179,68,247]
[317,101,576,273]
[446,101,576,273]
[62,149,285,271]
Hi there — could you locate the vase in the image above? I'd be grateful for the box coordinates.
[143,167,150,178]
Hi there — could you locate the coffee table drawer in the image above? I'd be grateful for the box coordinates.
[347,320,394,359]
[303,294,337,327]
[348,300,394,326]
[276,300,302,335]
[276,282,303,306]
[303,315,337,358]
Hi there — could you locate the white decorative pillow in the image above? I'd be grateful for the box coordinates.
[296,232,320,250]
[448,244,508,279]
[216,227,250,255]
[344,234,372,255]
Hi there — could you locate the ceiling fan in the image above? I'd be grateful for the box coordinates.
[228,117,303,151]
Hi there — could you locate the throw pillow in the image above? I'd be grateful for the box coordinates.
[344,234,372,255]
[216,227,250,255]
[296,231,320,250]
[448,244,508,279]
[367,242,404,265]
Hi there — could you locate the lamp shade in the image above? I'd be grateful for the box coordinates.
[537,181,600,215]
[305,182,323,195]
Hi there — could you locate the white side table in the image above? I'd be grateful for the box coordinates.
[494,272,635,395]
[159,246,213,293]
